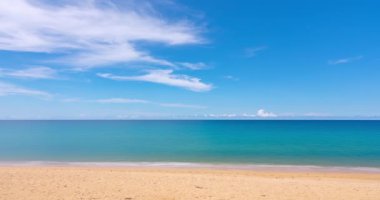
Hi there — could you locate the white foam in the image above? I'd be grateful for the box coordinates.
[1,161,380,173]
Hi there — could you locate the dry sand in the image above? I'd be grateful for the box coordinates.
[0,166,380,200]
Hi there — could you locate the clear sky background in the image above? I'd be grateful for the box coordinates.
[0,0,379,119]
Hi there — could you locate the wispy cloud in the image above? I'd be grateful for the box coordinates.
[0,67,57,79]
[303,112,331,117]
[97,70,213,92]
[202,111,334,119]
[0,81,50,97]
[328,56,363,65]
[0,0,203,69]
[177,62,207,70]
[95,98,149,104]
[63,97,205,109]
[205,113,239,118]
[256,109,277,118]
[223,75,239,81]
[159,103,206,109]
[203,113,256,118]
[245,46,267,57]
[62,98,82,103]
[204,109,277,119]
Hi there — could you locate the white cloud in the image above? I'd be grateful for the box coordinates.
[0,66,57,79]
[256,109,277,118]
[0,81,50,97]
[95,98,149,104]
[328,56,363,65]
[245,46,267,57]
[0,0,202,68]
[97,70,213,92]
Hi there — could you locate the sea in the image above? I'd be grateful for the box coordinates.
[0,120,379,171]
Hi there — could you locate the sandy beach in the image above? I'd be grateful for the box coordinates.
[0,166,380,200]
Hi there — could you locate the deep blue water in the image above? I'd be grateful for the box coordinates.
[0,120,379,167]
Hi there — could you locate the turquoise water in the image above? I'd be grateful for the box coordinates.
[0,120,380,167]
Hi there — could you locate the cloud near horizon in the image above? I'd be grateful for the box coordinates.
[97,70,213,92]
[256,109,277,118]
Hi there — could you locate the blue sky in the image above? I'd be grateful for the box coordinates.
[0,0,379,119]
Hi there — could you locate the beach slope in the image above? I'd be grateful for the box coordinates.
[1,167,380,200]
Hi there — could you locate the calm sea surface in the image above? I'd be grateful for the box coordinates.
[0,120,379,167]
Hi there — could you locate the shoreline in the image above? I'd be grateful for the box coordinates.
[1,161,380,173]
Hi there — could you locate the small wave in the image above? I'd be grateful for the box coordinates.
[1,161,380,173]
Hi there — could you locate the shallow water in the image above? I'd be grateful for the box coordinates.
[0,120,379,167]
